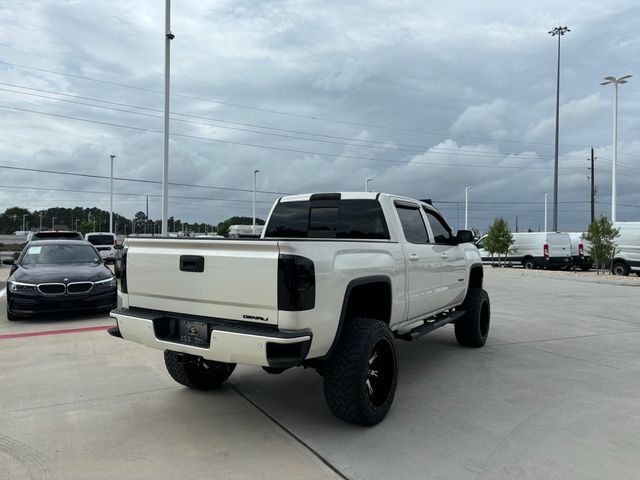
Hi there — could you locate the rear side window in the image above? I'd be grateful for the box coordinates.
[86,235,115,246]
[265,200,389,239]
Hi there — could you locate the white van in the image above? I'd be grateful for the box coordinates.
[475,232,572,269]
[85,232,117,259]
[612,222,640,276]
[565,232,592,271]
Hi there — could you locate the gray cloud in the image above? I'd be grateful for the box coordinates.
[0,0,639,233]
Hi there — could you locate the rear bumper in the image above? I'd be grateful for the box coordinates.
[110,307,312,368]
[542,256,572,267]
[572,256,592,268]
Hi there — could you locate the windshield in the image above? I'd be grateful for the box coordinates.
[86,235,115,246]
[21,244,101,266]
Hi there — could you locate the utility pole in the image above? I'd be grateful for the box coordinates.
[515,215,519,233]
[588,147,596,224]
[109,154,116,233]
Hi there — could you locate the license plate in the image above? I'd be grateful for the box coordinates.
[179,320,209,347]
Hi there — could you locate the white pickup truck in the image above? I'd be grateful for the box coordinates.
[109,192,489,425]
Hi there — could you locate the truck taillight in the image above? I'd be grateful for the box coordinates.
[278,254,315,311]
[543,243,549,259]
[115,247,128,294]
[578,243,584,257]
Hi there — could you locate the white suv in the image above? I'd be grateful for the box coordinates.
[85,232,118,259]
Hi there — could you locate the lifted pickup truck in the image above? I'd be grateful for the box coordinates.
[110,192,489,425]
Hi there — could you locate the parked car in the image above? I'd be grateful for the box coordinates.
[3,240,116,320]
[565,232,592,271]
[612,222,640,276]
[475,232,572,269]
[85,232,118,259]
[109,192,488,425]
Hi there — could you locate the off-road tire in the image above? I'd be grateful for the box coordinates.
[612,262,630,276]
[323,317,398,426]
[455,288,490,347]
[164,350,235,390]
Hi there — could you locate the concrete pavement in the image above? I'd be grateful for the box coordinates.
[1,268,639,479]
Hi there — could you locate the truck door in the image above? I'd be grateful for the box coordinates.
[423,209,467,308]
[394,202,441,319]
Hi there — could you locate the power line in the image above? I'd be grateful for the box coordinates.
[0,59,596,149]
[0,104,607,172]
[0,163,288,195]
[0,83,598,163]
[0,183,275,204]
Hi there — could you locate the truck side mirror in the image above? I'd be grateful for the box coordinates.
[456,230,474,244]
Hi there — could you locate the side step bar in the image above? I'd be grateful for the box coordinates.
[395,310,465,341]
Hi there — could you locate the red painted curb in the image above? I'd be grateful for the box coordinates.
[0,324,116,340]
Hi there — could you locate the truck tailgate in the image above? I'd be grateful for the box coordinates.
[125,238,280,325]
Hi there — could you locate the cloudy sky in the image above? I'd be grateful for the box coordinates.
[0,0,639,232]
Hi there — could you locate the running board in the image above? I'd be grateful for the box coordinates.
[395,310,465,341]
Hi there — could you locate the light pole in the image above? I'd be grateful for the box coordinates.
[75,219,80,231]
[39,214,43,231]
[464,187,472,230]
[109,154,116,233]
[544,193,550,232]
[22,214,27,232]
[365,178,373,192]
[52,217,57,230]
[252,169,260,233]
[161,0,174,236]
[548,25,570,232]
[601,75,632,222]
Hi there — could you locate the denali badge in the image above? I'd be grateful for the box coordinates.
[243,314,269,322]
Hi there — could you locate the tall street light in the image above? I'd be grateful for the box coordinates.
[548,25,570,232]
[22,214,27,232]
[601,75,632,222]
[52,217,57,230]
[252,170,260,233]
[161,0,175,236]
[365,178,373,192]
[109,154,116,233]
[544,193,550,232]
[464,186,472,230]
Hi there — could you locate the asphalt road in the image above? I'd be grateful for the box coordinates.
[1,268,639,479]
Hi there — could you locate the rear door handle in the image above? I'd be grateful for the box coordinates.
[409,254,418,261]
[180,255,205,272]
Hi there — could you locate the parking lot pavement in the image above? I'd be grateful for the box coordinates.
[230,269,640,480]
[0,331,340,480]
[1,269,640,480]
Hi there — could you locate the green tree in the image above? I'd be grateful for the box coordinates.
[484,217,514,267]
[77,221,95,235]
[583,215,619,275]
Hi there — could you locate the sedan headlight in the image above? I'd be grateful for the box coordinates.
[94,277,116,288]
[8,281,37,292]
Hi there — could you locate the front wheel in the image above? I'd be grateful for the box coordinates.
[455,288,490,347]
[164,351,236,390]
[324,318,398,426]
